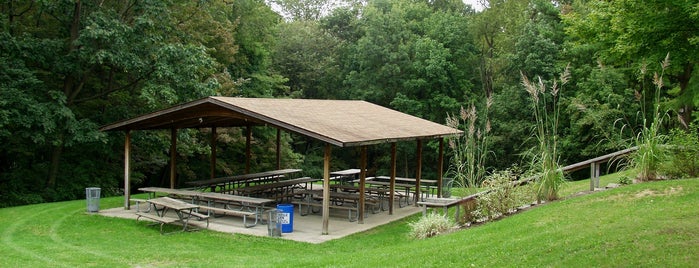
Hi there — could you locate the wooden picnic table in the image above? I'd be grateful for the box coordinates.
[293,189,379,222]
[136,197,203,234]
[236,177,318,201]
[185,169,303,192]
[357,178,416,207]
[195,191,274,227]
[137,187,273,228]
[330,169,363,184]
[373,176,439,199]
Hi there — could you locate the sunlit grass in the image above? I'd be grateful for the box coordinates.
[0,174,697,267]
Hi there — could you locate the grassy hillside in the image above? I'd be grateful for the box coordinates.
[1,176,697,267]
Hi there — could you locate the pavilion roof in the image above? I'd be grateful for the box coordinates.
[100,97,462,147]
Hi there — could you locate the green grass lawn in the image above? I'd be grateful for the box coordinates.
[1,174,697,267]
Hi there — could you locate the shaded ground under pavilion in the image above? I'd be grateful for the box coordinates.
[100,97,462,235]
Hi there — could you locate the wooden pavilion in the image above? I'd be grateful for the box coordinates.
[100,97,462,235]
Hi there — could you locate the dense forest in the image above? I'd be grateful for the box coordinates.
[1,0,697,207]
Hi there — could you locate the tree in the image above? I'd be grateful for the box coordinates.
[271,20,341,99]
[0,0,235,205]
[563,0,699,128]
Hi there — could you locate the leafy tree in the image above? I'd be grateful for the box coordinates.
[0,0,235,205]
[563,0,699,128]
[271,20,341,99]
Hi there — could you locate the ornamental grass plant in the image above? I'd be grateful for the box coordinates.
[521,65,570,201]
[445,97,492,193]
[626,54,670,181]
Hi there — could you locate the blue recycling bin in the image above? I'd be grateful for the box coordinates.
[276,204,294,233]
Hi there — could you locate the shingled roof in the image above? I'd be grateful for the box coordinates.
[101,97,462,147]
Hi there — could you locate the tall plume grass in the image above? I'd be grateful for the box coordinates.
[446,96,492,193]
[628,54,670,181]
[521,64,569,201]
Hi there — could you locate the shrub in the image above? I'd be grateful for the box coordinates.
[472,168,535,221]
[408,212,456,239]
[661,123,699,179]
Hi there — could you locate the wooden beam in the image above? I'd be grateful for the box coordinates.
[358,146,367,224]
[389,143,396,215]
[210,127,217,180]
[245,125,251,174]
[170,128,177,189]
[123,131,131,210]
[415,139,423,206]
[322,143,331,235]
[276,128,281,169]
[437,138,444,197]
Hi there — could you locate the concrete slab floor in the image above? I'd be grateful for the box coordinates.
[99,200,422,244]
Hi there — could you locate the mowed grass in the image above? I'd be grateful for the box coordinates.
[1,175,697,267]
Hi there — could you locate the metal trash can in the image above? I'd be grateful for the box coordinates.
[86,187,101,212]
[267,209,282,237]
[442,177,454,198]
[276,204,294,233]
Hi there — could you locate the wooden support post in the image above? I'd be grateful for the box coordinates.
[389,143,396,215]
[359,146,367,224]
[245,125,251,174]
[590,162,601,191]
[437,138,444,197]
[210,127,217,180]
[124,131,131,210]
[170,128,177,189]
[276,128,281,170]
[415,139,423,205]
[322,143,331,235]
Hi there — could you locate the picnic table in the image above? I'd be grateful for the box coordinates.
[293,189,380,222]
[374,176,439,199]
[185,169,303,193]
[235,177,318,202]
[360,178,414,207]
[195,191,274,228]
[136,197,204,234]
[137,187,273,228]
[329,184,391,211]
[330,169,363,184]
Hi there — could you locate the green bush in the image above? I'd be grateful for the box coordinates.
[661,124,699,179]
[472,168,536,221]
[408,212,456,239]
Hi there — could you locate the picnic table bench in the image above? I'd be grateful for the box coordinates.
[359,178,414,207]
[293,189,380,222]
[195,191,274,228]
[185,169,302,193]
[236,177,317,201]
[417,193,480,221]
[137,187,273,228]
[136,197,208,234]
[374,176,439,198]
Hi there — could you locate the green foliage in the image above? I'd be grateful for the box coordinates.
[628,56,671,181]
[661,123,699,179]
[0,0,245,206]
[408,212,456,240]
[4,173,697,266]
[522,65,570,201]
[472,168,534,221]
[446,101,492,190]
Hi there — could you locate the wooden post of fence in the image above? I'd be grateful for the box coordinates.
[590,162,601,191]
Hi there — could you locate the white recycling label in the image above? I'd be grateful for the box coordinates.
[278,212,290,224]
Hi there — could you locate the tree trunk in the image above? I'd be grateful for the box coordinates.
[47,137,64,189]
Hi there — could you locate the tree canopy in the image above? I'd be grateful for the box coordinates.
[1,0,697,207]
